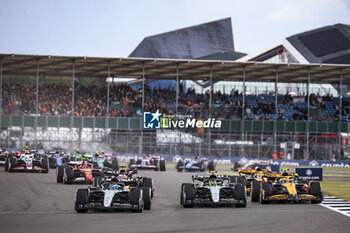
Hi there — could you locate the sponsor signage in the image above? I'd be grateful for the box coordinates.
[296,168,323,181]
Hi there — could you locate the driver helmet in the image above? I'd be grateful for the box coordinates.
[282,172,289,176]
[100,150,105,155]
[256,167,262,171]
[194,156,199,161]
[94,151,99,158]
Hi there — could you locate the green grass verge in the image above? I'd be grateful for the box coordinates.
[321,181,350,201]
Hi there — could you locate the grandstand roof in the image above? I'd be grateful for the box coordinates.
[287,23,350,64]
[129,18,245,60]
[239,23,350,65]
[0,53,350,84]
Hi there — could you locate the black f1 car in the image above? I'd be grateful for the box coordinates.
[180,172,247,208]
[5,150,49,173]
[75,171,153,213]
[129,155,166,171]
[176,157,215,172]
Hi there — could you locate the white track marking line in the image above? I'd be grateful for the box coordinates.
[319,196,350,218]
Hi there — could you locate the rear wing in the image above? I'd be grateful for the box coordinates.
[192,174,229,182]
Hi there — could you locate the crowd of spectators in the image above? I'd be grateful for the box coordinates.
[1,82,349,121]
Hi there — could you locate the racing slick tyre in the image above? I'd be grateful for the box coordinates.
[93,177,102,187]
[234,184,247,208]
[154,160,159,171]
[128,159,135,168]
[111,158,119,170]
[251,181,262,202]
[5,157,9,171]
[63,167,74,184]
[180,183,193,205]
[130,189,144,213]
[208,161,215,171]
[159,160,166,171]
[197,162,205,172]
[229,176,246,186]
[260,182,272,204]
[310,182,323,204]
[142,178,154,198]
[41,156,49,173]
[140,187,152,210]
[8,156,16,172]
[181,183,195,208]
[176,160,184,172]
[56,166,64,183]
[74,189,89,213]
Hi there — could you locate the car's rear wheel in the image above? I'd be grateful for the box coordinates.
[159,160,166,171]
[229,176,246,186]
[154,160,159,171]
[251,180,262,202]
[310,182,323,203]
[63,167,73,184]
[176,160,184,172]
[8,156,16,172]
[140,187,152,210]
[142,177,154,198]
[234,184,247,208]
[129,159,135,168]
[56,166,64,183]
[93,177,102,187]
[130,189,143,213]
[75,189,88,213]
[208,161,215,171]
[111,158,119,170]
[41,156,49,173]
[260,182,272,204]
[182,184,195,208]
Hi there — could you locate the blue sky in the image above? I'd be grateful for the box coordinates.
[0,0,349,57]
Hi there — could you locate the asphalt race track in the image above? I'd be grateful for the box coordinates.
[1,166,349,233]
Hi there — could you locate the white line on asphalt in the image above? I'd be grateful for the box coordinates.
[320,196,350,218]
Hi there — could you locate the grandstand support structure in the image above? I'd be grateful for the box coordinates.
[274,67,278,155]
[0,57,2,114]
[1,54,350,160]
[306,68,311,160]
[241,66,246,157]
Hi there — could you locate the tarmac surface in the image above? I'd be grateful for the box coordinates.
[0,166,349,233]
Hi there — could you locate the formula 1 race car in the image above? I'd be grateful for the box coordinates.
[180,172,247,208]
[47,150,71,168]
[251,170,323,204]
[96,167,155,198]
[232,159,271,171]
[176,157,215,172]
[90,154,119,171]
[238,168,271,195]
[129,155,166,171]
[75,173,152,213]
[56,161,103,184]
[0,149,9,166]
[5,150,49,173]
